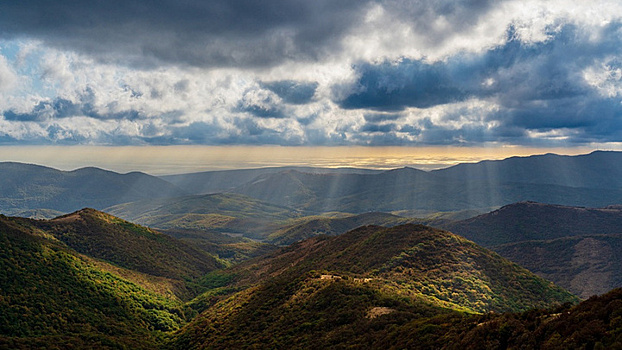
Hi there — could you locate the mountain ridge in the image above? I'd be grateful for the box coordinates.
[0,162,186,214]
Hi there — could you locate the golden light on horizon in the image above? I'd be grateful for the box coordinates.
[0,145,608,175]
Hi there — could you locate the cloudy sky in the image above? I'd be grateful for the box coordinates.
[0,1,621,156]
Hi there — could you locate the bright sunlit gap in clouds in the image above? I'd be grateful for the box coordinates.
[0,145,604,175]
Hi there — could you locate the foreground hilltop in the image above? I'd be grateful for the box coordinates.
[0,209,224,348]
[171,224,576,349]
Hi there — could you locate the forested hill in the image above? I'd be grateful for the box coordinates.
[170,224,577,349]
[0,210,222,348]
[37,208,224,282]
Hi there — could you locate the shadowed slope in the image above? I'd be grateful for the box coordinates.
[443,201,622,298]
[0,162,185,214]
[494,234,622,298]
[444,201,622,247]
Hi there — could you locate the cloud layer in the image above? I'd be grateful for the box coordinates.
[0,0,621,147]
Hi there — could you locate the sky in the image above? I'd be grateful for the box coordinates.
[0,1,622,170]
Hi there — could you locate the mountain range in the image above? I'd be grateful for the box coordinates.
[161,166,382,194]
[3,151,622,216]
[2,207,620,348]
[225,152,622,212]
[0,162,185,215]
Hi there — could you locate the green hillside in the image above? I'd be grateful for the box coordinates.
[0,214,193,348]
[170,224,577,349]
[36,209,224,288]
[234,224,576,313]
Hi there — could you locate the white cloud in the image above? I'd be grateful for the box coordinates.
[0,55,18,92]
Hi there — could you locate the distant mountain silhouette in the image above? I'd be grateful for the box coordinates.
[229,158,622,212]
[7,151,622,215]
[0,162,186,214]
[434,150,622,189]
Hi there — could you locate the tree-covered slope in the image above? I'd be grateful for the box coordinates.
[0,214,193,349]
[445,288,622,350]
[234,224,576,313]
[34,208,224,285]
[170,224,577,349]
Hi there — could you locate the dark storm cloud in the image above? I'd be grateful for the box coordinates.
[339,59,468,110]
[2,93,143,122]
[261,80,318,104]
[382,0,499,45]
[337,23,622,143]
[0,0,510,69]
[338,24,615,111]
[0,0,368,68]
